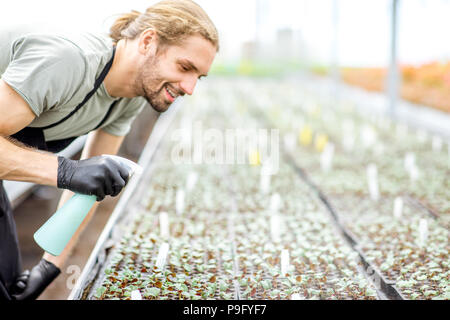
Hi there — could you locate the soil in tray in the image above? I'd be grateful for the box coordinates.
[236,250,349,280]
[238,277,298,300]
[94,240,236,301]
[235,247,378,300]
[396,279,448,300]
[94,270,236,300]
[366,252,447,282]
[140,273,236,300]
[237,277,376,300]
[362,245,449,299]
[94,238,236,300]
[166,248,235,278]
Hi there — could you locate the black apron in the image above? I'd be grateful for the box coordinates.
[0,48,119,300]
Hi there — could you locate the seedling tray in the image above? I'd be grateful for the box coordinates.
[70,78,449,301]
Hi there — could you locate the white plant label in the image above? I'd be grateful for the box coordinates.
[404,152,420,182]
[159,212,169,238]
[270,193,281,213]
[367,164,380,201]
[186,171,198,192]
[176,189,185,215]
[418,219,428,247]
[432,136,443,153]
[320,143,335,173]
[409,165,420,182]
[393,197,403,219]
[260,165,272,194]
[131,290,143,300]
[281,249,290,276]
[270,215,281,243]
[156,243,170,269]
[260,174,271,194]
[361,125,376,148]
[291,293,302,300]
[404,153,416,173]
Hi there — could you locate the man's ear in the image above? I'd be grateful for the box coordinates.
[138,28,158,56]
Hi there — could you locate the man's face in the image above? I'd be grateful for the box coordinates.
[135,35,217,112]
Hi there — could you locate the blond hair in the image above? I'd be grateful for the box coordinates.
[110,0,219,51]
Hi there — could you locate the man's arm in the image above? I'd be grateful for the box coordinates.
[0,78,130,199]
[0,79,58,185]
[43,129,125,268]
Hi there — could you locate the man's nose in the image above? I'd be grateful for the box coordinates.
[180,75,198,96]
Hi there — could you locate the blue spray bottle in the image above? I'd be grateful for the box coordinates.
[33,155,142,256]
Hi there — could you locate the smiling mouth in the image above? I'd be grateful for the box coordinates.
[164,85,177,102]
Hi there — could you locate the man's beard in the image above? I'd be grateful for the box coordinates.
[142,84,171,113]
[135,57,173,113]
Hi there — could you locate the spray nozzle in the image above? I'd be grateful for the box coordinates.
[102,154,143,180]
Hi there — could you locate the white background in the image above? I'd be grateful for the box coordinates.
[1,0,449,67]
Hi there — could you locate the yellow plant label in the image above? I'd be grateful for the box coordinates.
[315,133,329,152]
[299,126,313,146]
[249,150,261,166]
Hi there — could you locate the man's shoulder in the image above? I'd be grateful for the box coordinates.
[5,24,112,64]
[15,28,114,85]
[56,31,113,57]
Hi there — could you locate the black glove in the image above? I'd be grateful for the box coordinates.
[57,156,131,201]
[11,259,61,300]
[8,270,30,297]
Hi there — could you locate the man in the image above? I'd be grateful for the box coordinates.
[0,0,219,300]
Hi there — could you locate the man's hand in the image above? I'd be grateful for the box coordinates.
[57,155,131,201]
[11,259,61,300]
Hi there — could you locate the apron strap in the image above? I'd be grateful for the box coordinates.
[92,100,118,131]
[45,100,118,153]
[39,46,117,131]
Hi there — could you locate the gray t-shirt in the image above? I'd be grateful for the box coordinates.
[0,26,146,141]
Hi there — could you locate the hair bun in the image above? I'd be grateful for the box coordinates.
[110,10,141,43]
